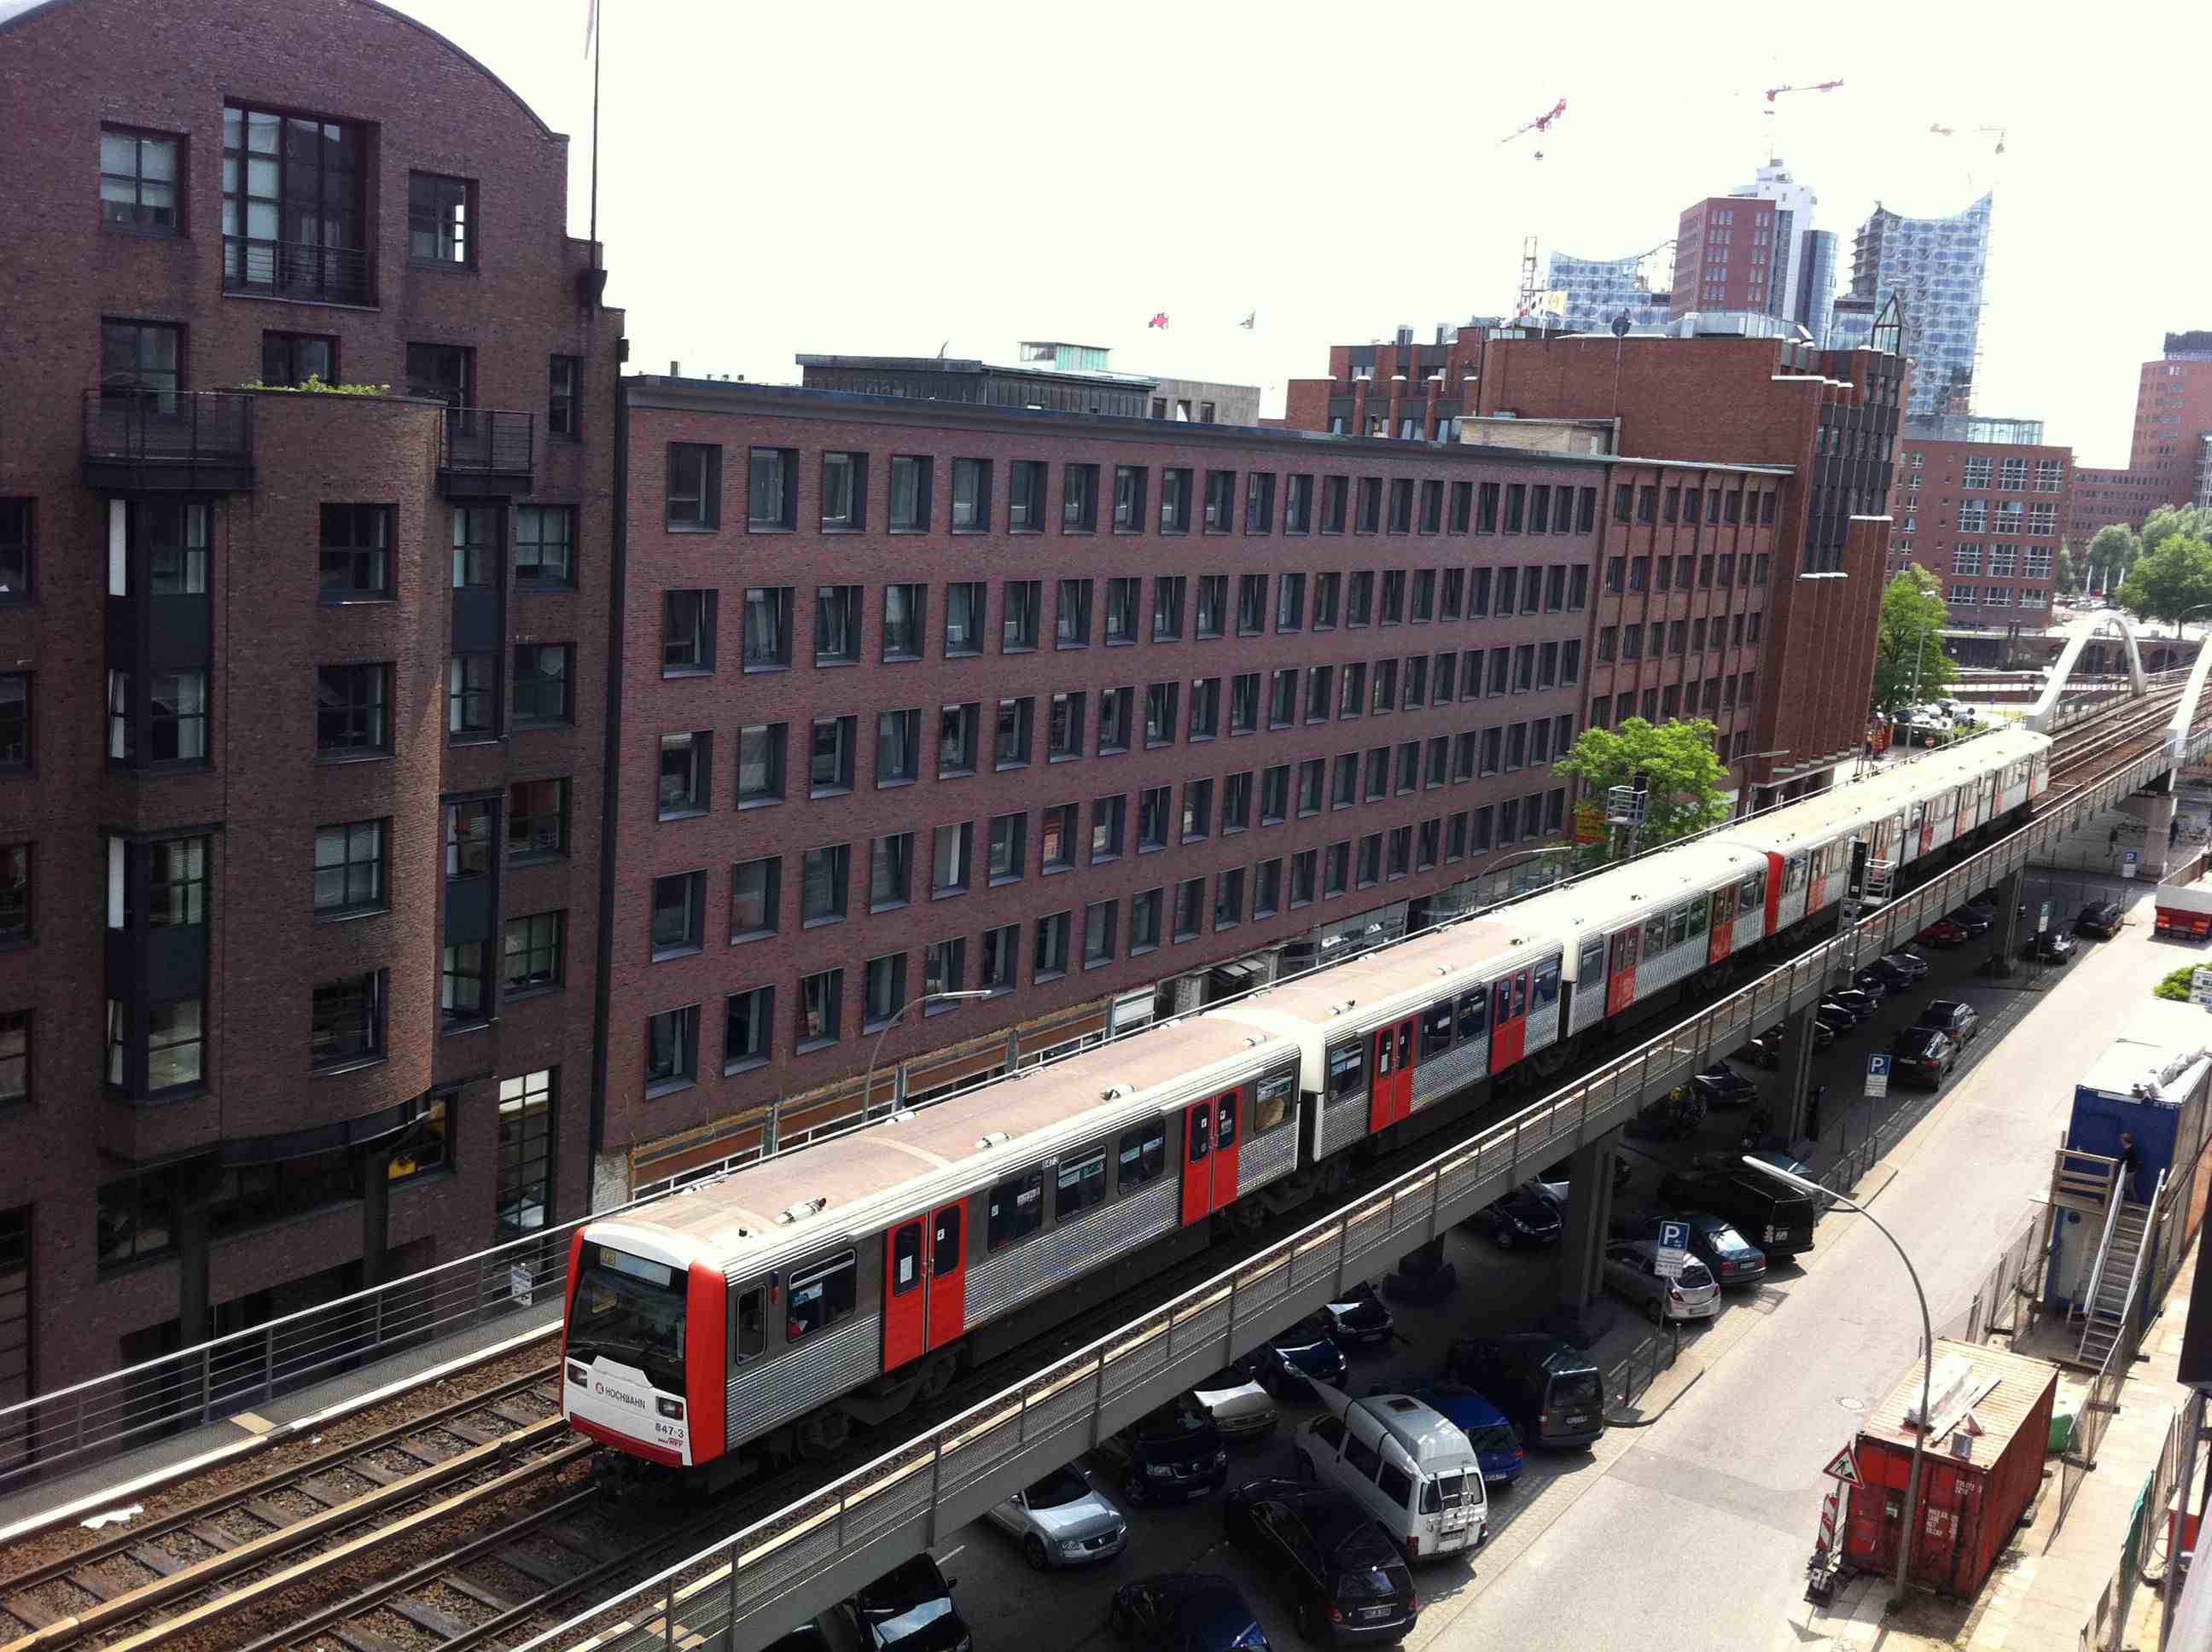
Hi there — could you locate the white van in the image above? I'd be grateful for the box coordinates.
[1295,1384,1488,1561]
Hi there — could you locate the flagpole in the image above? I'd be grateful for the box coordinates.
[587,0,601,272]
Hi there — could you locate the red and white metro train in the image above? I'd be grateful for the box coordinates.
[563,730,2048,1477]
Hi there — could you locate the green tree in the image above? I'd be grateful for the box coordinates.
[1554,717,1730,865]
[2054,544,2077,594]
[2141,504,2212,557]
[2116,532,2212,629]
[2087,522,2140,591]
[1870,567,1959,718]
[2157,964,2197,1003]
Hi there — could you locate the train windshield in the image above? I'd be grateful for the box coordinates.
[569,1242,688,1394]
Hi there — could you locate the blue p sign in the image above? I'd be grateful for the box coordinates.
[1659,1220,1690,1251]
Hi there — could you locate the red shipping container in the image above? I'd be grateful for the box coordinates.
[1842,1340,2058,1598]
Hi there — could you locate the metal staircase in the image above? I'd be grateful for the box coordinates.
[2075,1171,2164,1370]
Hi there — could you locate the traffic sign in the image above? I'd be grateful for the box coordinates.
[1821,1445,1863,1486]
[1656,1219,1690,1279]
[2123,849,2140,881]
[2038,900,2052,935]
[2190,967,2212,1008]
[1865,1054,1890,1100]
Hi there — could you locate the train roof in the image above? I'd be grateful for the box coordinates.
[593,1015,1284,1271]
[1209,916,1535,1028]
[1499,837,1771,942]
[1725,727,2048,853]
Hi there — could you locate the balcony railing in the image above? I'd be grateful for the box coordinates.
[82,389,256,492]
[438,408,534,496]
[222,235,374,307]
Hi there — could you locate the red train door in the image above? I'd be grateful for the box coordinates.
[882,1219,927,1372]
[1180,1101,1214,1226]
[1212,1091,1242,1207]
[1490,970,1531,1073]
[926,1201,966,1350]
[1368,1019,1415,1131]
[1605,928,1639,1017]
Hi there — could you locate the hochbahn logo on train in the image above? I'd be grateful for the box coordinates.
[558,733,2052,1484]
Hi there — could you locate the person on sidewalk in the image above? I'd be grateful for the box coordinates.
[2117,1132,2144,1203]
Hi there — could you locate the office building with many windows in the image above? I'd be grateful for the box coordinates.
[1884,416,2071,624]
[0,0,619,1396]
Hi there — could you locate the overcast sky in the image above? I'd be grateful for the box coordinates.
[410,0,2208,462]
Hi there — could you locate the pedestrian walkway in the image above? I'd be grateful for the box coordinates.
[1809,1249,2199,1652]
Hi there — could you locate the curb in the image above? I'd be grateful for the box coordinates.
[1604,1361,1706,1428]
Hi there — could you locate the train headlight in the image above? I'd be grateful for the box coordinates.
[567,1363,588,1385]
[657,1396,686,1420]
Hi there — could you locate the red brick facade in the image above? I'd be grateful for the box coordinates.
[1672,197,1781,318]
[0,0,620,1393]
[1885,435,2070,620]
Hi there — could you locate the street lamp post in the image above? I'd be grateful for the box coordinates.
[1740,1156,1933,1608]
[859,990,994,1121]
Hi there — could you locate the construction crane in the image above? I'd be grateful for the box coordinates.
[1930,122,2007,154]
[1765,78,1843,102]
[1499,97,1566,160]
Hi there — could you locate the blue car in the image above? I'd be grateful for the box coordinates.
[1365,1377,1525,1486]
[1244,1315,1348,1399]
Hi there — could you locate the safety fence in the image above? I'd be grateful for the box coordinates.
[1934,1205,2053,1350]
[2078,1403,2190,1652]
[1604,1323,1683,1419]
[518,746,2212,1651]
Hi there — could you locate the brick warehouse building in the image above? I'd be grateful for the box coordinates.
[1883,416,2070,625]
[1286,320,1906,804]
[601,383,1615,1192]
[0,0,620,1396]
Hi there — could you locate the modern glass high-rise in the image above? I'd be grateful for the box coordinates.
[1842,192,1994,419]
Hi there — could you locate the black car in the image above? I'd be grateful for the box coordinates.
[1246,1314,1350,1399]
[1464,1184,1563,1248]
[1889,1026,1959,1088]
[1826,988,1883,1022]
[1916,998,1981,1041]
[847,1554,973,1652]
[1946,906,1994,938]
[1629,1209,1767,1286]
[1321,1283,1397,1350]
[1868,951,1930,988]
[1108,1573,1272,1651]
[2021,929,2078,963]
[1848,968,1893,1003]
[1225,1480,1419,1645]
[1814,1003,1860,1038]
[1445,1334,1606,1448]
[1689,1062,1759,1108]
[763,1624,830,1652]
[1097,1395,1229,1504]
[2075,899,2124,939]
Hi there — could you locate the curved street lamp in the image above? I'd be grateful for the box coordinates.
[859,990,995,1122]
[1741,1155,1932,1608]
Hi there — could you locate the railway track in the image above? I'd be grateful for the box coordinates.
[0,1372,586,1652]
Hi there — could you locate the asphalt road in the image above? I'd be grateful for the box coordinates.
[913,877,2174,1652]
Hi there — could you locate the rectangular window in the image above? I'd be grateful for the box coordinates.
[1313,571,1342,630]
[645,1003,700,1089]
[730,856,780,939]
[659,730,712,815]
[747,447,797,530]
[1355,477,1382,533]
[1033,910,1070,979]
[651,869,707,958]
[1105,577,1139,644]
[1285,474,1315,532]
[1083,899,1117,967]
[922,936,967,999]
[316,664,388,755]
[513,643,572,725]
[1161,468,1193,532]
[945,580,987,655]
[988,812,1026,881]
[981,922,1019,992]
[725,986,773,1072]
[1244,471,1276,532]
[101,124,181,232]
[663,446,716,531]
[1002,579,1041,650]
[876,707,922,784]
[1146,681,1179,746]
[509,777,568,858]
[1097,686,1132,754]
[1230,672,1260,735]
[818,451,867,531]
[1113,464,1148,530]
[800,842,850,927]
[1059,462,1099,532]
[1214,866,1245,927]
[0,500,26,604]
[888,455,933,531]
[1322,475,1349,533]
[1138,784,1172,850]
[1182,777,1214,842]
[809,714,855,794]
[995,695,1034,768]
[1189,677,1221,740]
[1008,459,1047,530]
[1055,579,1092,648]
[311,969,383,1069]
[952,457,991,530]
[407,172,474,265]
[1204,469,1237,531]
[259,329,337,389]
[1174,876,1205,939]
[870,832,915,910]
[662,589,716,673]
[1347,570,1374,627]
[545,353,580,438]
[737,724,785,806]
[880,583,924,661]
[1129,888,1163,953]
[742,585,794,669]
[1196,574,1226,638]
[1049,689,1086,760]
[313,819,385,916]
[931,821,973,895]
[513,504,573,588]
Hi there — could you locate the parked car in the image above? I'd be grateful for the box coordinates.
[1690,1062,1759,1108]
[2075,899,2124,939]
[1814,1003,1860,1039]
[1848,968,1893,1003]
[1106,1573,1272,1651]
[1946,906,1994,938]
[2021,929,2078,963]
[1655,1168,1816,1257]
[1916,998,1982,1041]
[1464,1184,1563,1248]
[1191,1367,1281,1443]
[1825,988,1883,1022]
[1869,951,1930,986]
[1917,916,1971,948]
[1320,1283,1397,1351]
[1295,1388,1488,1562]
[1364,1378,1524,1486]
[1627,1210,1767,1286]
[1603,1241,1722,1325]
[987,1463,1129,1570]
[763,1624,830,1652]
[1444,1335,1606,1449]
[843,1553,973,1652]
[1533,1155,1633,1196]
[1224,1480,1421,1645]
[1741,1018,1834,1067]
[1888,1026,1959,1088]
[1246,1315,1349,1399]
[1097,1395,1229,1504]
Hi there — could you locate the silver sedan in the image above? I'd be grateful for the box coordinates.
[984,1463,1129,1570]
[1190,1367,1280,1442]
[1602,1240,1721,1325]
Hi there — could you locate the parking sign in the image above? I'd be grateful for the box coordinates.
[1656,1219,1690,1279]
[1865,1054,1890,1100]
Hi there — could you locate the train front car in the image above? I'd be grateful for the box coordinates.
[562,1224,725,1469]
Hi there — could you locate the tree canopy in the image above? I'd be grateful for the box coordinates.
[2055,544,2077,593]
[2116,532,2212,628]
[2142,504,2212,557]
[2087,523,2140,590]
[1871,567,1959,718]
[1554,716,1731,861]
